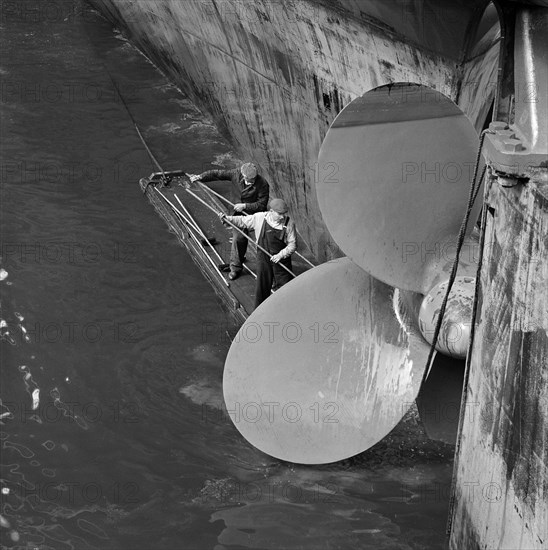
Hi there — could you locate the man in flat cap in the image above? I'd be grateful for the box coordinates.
[189,163,269,280]
[220,198,296,308]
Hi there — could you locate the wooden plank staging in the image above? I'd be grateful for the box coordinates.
[139,176,312,324]
[449,174,548,549]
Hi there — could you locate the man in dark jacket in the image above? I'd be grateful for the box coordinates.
[189,163,269,279]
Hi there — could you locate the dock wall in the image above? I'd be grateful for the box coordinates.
[449,173,548,549]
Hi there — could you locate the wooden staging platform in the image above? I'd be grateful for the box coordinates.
[139,174,312,324]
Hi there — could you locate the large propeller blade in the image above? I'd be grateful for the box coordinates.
[317,83,482,295]
[223,84,483,463]
[223,258,431,464]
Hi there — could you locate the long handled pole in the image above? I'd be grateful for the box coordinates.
[174,195,223,264]
[155,189,230,287]
[185,187,297,278]
[197,181,315,268]
[155,188,199,232]
[107,65,255,283]
[175,195,257,280]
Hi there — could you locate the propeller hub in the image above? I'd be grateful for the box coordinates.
[419,276,475,359]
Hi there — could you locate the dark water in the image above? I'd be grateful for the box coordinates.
[1,2,454,548]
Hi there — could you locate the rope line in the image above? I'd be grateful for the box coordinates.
[446,165,495,536]
[422,129,492,379]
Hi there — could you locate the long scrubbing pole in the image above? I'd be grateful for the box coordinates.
[174,195,257,279]
[197,181,315,269]
[185,187,297,279]
[155,188,230,287]
[174,195,223,264]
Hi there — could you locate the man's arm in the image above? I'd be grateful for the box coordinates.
[223,213,258,231]
[190,169,238,183]
[273,220,297,260]
[244,178,269,213]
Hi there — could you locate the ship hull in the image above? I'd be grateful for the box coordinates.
[88,0,499,259]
